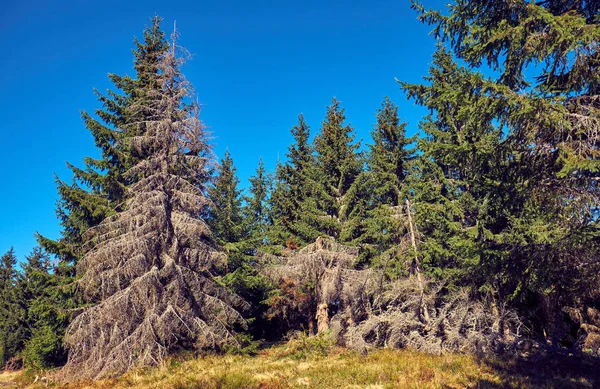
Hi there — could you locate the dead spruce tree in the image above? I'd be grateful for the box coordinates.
[60,34,247,380]
[261,235,520,355]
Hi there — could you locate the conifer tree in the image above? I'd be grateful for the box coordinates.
[268,161,292,247]
[369,97,415,207]
[37,17,169,267]
[401,47,503,280]
[305,98,362,242]
[31,18,171,369]
[207,151,247,261]
[343,97,416,270]
[0,248,26,367]
[244,158,271,246]
[18,248,67,368]
[61,32,247,380]
[269,115,315,247]
[406,0,600,342]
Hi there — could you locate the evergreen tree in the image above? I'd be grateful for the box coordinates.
[268,161,292,247]
[18,248,67,368]
[368,97,415,207]
[401,47,504,281]
[244,158,271,246]
[0,248,26,367]
[304,98,362,242]
[208,150,247,260]
[343,97,416,271]
[37,16,169,268]
[31,18,170,367]
[406,0,600,342]
[269,115,315,247]
[61,34,247,379]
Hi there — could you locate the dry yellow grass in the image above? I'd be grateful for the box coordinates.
[6,336,599,389]
[0,371,21,388]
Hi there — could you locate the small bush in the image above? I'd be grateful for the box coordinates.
[221,332,261,356]
[23,325,65,369]
[275,331,334,360]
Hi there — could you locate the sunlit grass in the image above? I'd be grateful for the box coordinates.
[8,335,599,388]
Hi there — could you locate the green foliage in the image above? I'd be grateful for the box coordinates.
[244,158,272,247]
[274,331,334,360]
[208,150,246,247]
[404,0,600,343]
[269,102,364,246]
[343,97,416,270]
[22,325,63,370]
[268,115,315,246]
[18,248,69,369]
[0,248,26,368]
[401,47,505,281]
[310,98,363,242]
[274,98,365,246]
[221,332,261,356]
[368,97,416,207]
[220,264,274,339]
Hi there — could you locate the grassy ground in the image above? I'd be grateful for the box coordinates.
[0,371,20,388]
[2,336,599,388]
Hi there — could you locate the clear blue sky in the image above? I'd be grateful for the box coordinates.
[0,0,446,261]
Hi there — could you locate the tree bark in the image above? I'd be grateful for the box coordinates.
[406,199,430,323]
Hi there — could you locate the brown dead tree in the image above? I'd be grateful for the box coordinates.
[59,32,247,380]
[261,237,520,355]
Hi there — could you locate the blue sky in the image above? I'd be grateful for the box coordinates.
[0,0,446,261]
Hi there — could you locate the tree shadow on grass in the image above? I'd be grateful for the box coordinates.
[471,351,599,388]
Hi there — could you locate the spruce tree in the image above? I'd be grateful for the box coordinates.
[37,16,169,267]
[269,115,315,247]
[406,0,600,342]
[18,248,66,368]
[30,18,170,368]
[268,161,293,247]
[60,33,247,380]
[343,97,416,271]
[215,159,275,344]
[306,98,362,242]
[244,158,271,246]
[207,150,247,262]
[401,47,503,280]
[0,248,26,367]
[368,97,415,207]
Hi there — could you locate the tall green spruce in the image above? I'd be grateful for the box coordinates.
[244,158,271,247]
[405,0,600,342]
[304,98,362,243]
[208,150,247,267]
[346,97,416,271]
[402,47,504,282]
[269,114,315,247]
[221,159,274,342]
[30,17,169,366]
[368,97,415,210]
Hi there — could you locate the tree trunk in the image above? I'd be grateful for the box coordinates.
[406,199,430,323]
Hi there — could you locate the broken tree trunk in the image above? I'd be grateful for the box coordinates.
[406,198,430,324]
